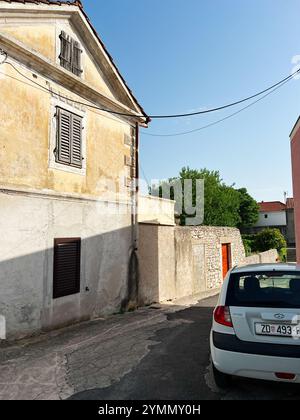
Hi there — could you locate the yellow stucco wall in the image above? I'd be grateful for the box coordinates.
[0,23,118,101]
[1,25,56,62]
[0,62,132,198]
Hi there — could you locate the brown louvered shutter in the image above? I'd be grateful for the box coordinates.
[53,238,81,299]
[59,31,72,71]
[57,108,71,164]
[72,40,83,77]
[71,114,82,168]
[59,31,82,77]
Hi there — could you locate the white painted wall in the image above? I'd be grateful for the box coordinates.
[255,211,287,228]
[138,196,175,226]
[0,189,133,340]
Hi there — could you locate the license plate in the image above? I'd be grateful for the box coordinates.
[256,323,300,338]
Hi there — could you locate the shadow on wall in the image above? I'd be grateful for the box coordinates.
[0,226,139,341]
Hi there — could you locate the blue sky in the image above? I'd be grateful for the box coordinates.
[83,0,300,202]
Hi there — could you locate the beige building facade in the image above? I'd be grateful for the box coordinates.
[0,0,148,339]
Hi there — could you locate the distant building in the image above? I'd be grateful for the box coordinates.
[255,201,287,236]
[243,200,295,246]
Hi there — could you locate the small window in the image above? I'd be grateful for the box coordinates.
[264,214,268,219]
[56,107,83,168]
[53,238,81,299]
[59,31,83,77]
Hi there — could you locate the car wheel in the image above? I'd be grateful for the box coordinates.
[212,363,232,389]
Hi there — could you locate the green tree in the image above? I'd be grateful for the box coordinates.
[153,167,241,227]
[237,188,259,229]
[254,228,287,253]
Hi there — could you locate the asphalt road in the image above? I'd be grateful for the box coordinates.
[70,296,300,401]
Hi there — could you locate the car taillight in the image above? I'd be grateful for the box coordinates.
[275,373,296,380]
[214,306,233,328]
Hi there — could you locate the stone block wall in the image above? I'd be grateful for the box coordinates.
[139,225,246,305]
[243,249,279,265]
[190,227,245,290]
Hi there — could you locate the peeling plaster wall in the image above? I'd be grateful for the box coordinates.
[0,191,132,340]
[1,24,56,61]
[0,62,132,197]
[0,9,141,340]
[0,20,117,100]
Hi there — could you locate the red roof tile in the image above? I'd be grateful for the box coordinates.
[0,0,149,121]
[259,201,286,213]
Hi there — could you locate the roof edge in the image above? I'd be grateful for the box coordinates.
[290,115,300,139]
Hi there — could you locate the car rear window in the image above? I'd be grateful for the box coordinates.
[226,271,300,308]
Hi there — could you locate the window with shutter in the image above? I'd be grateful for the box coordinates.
[59,31,83,77]
[56,107,83,169]
[53,238,81,299]
[71,115,82,167]
[72,41,83,77]
[57,108,71,165]
[59,31,72,72]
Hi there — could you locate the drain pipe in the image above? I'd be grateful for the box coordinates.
[121,123,140,312]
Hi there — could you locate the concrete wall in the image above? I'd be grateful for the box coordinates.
[138,196,175,226]
[139,225,246,305]
[0,190,133,340]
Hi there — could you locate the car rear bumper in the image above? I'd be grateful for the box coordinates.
[213,331,300,358]
[211,332,300,383]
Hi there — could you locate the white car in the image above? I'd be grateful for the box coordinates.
[210,263,300,387]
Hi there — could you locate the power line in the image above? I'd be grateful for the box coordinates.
[141,77,293,137]
[1,53,299,120]
[1,61,146,121]
[147,69,300,119]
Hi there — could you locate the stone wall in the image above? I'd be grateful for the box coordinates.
[190,227,245,290]
[139,225,246,305]
[243,249,279,265]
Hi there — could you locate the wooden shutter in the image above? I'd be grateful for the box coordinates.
[71,114,82,168]
[53,238,81,299]
[72,40,83,77]
[57,108,71,164]
[59,31,72,71]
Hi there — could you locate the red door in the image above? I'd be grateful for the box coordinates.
[222,244,231,279]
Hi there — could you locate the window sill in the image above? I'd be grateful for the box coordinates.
[49,160,86,176]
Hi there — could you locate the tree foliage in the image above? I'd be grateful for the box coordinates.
[236,188,259,229]
[152,167,259,228]
[254,228,287,253]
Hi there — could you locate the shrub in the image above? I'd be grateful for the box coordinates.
[279,247,287,263]
[242,238,254,256]
[242,234,257,256]
[254,228,287,253]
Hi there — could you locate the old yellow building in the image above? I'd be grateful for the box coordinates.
[0,0,148,339]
